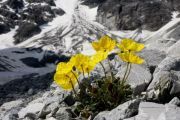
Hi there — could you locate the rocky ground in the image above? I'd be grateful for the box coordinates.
[0,0,180,120]
[0,0,65,43]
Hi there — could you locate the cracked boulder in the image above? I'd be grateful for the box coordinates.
[93,99,140,120]
[146,57,180,102]
[124,101,180,120]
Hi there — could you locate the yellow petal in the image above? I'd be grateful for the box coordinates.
[54,73,71,90]
[92,42,101,51]
[109,40,116,51]
[129,53,144,64]
[119,52,129,63]
[67,71,78,87]
[130,43,144,52]
[83,63,95,73]
[91,51,108,64]
[117,39,134,52]
[117,38,144,52]
[56,62,72,74]
[100,35,116,51]
[72,54,95,73]
[56,62,66,71]
[54,71,78,90]
[100,35,111,46]
[118,52,144,64]
[91,35,116,52]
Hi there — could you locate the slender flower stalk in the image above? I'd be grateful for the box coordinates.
[88,72,90,81]
[71,70,80,86]
[69,78,78,97]
[125,63,131,81]
[107,59,113,80]
[81,65,85,79]
[99,62,107,78]
[122,62,130,83]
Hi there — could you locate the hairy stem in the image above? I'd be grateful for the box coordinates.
[69,79,78,97]
[81,65,85,79]
[125,63,131,81]
[100,62,107,78]
[122,63,130,83]
[107,59,113,81]
[71,70,80,86]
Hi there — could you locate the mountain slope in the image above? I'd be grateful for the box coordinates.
[1,0,180,120]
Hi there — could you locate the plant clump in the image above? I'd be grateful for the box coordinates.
[54,35,145,119]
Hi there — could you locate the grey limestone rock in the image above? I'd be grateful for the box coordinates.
[93,99,140,120]
[124,102,180,120]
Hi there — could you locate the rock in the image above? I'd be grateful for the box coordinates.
[116,64,152,95]
[2,109,19,120]
[124,102,180,120]
[96,0,172,31]
[144,18,180,51]
[0,23,10,34]
[18,103,45,118]
[0,47,69,106]
[7,0,24,10]
[0,100,23,119]
[63,95,76,106]
[0,99,23,111]
[20,57,45,68]
[148,57,179,84]
[167,39,180,58]
[24,113,37,120]
[14,86,67,119]
[0,7,18,31]
[82,0,106,7]
[23,4,55,25]
[55,107,72,120]
[38,97,60,118]
[93,99,140,120]
[0,6,18,19]
[169,71,180,95]
[0,72,54,105]
[139,49,166,68]
[146,57,180,102]
[145,72,174,102]
[27,88,34,95]
[26,0,56,6]
[53,8,66,16]
[162,0,180,12]
[14,22,41,44]
[46,117,57,120]
[169,97,180,106]
[0,0,65,41]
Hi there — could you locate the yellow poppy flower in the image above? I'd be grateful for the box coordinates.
[91,51,108,64]
[118,52,144,64]
[54,71,78,90]
[92,35,116,52]
[71,54,96,73]
[117,39,144,52]
[56,61,74,74]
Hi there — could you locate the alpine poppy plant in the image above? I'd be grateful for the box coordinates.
[53,35,145,119]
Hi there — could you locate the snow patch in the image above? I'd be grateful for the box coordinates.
[81,41,96,56]
[0,26,18,49]
[54,0,78,14]
[78,5,98,21]
[0,0,7,3]
[172,11,179,19]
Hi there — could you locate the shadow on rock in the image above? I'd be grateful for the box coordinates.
[0,47,70,106]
